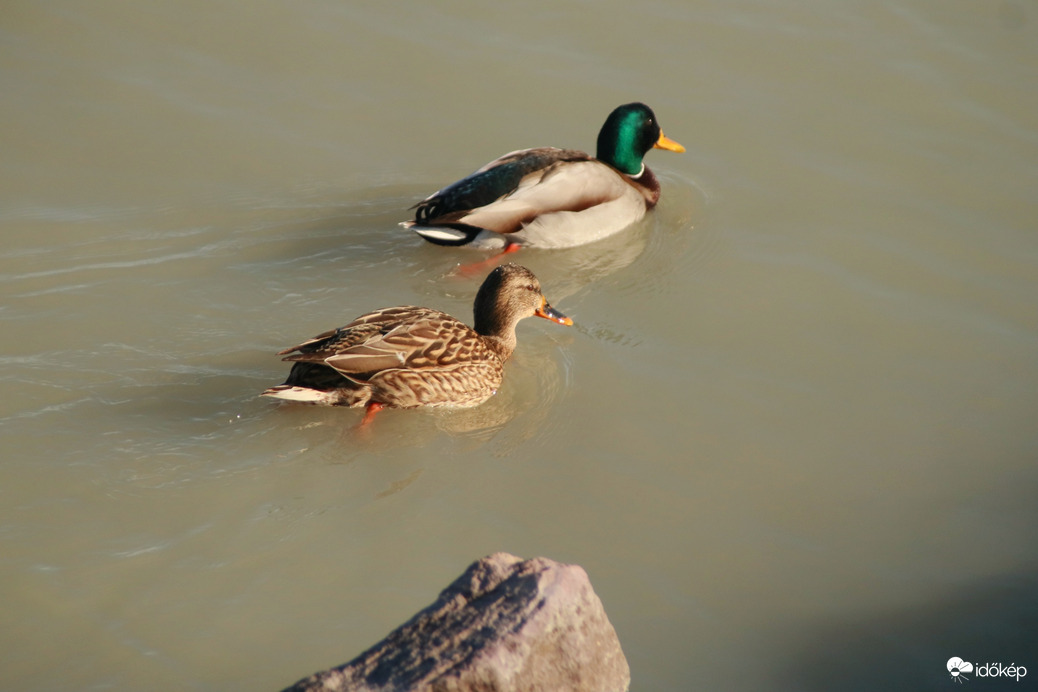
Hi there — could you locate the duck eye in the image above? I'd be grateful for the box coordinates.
[526,284,536,292]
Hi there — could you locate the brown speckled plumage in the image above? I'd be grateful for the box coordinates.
[262,264,571,409]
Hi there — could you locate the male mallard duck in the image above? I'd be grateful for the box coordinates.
[262,264,572,425]
[402,102,685,251]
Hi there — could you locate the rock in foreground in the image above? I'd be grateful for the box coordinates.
[282,552,630,692]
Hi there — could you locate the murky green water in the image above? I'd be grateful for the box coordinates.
[2,2,1036,690]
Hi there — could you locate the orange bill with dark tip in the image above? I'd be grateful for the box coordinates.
[536,299,573,326]
[654,131,686,153]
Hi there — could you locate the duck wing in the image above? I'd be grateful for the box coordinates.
[410,147,609,235]
[276,307,439,356]
[280,309,492,384]
[456,159,636,235]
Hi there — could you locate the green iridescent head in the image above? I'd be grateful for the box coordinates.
[595,102,685,176]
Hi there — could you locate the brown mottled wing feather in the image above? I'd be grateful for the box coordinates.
[323,314,494,382]
[277,306,441,359]
[271,306,506,408]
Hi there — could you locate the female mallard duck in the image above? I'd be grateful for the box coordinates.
[262,264,572,424]
[402,102,684,251]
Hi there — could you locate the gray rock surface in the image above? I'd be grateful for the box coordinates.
[282,552,630,692]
